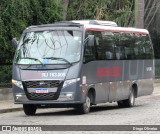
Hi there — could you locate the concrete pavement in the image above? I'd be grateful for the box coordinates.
[0,88,22,113]
[0,100,22,113]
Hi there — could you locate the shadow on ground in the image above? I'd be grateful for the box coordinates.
[33,103,145,116]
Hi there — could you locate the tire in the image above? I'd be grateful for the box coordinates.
[23,104,37,116]
[117,100,125,108]
[124,88,135,107]
[117,89,135,108]
[77,94,91,114]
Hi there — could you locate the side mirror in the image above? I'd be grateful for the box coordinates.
[12,38,19,48]
[88,35,94,47]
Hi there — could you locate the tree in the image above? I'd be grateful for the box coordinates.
[144,0,160,59]
[61,0,70,20]
[0,0,62,62]
[67,0,135,27]
[0,0,62,86]
[144,0,160,29]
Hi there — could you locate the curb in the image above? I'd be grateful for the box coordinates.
[0,107,23,114]
[154,79,160,83]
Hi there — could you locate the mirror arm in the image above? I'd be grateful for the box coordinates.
[12,38,18,48]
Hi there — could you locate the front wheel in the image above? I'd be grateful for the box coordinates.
[77,95,91,114]
[23,104,37,116]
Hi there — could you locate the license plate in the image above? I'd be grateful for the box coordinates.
[36,88,48,93]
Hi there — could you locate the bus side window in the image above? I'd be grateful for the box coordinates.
[101,31,115,60]
[134,34,153,60]
[139,46,146,59]
[94,31,104,60]
[105,51,114,59]
[113,32,125,60]
[144,36,153,59]
[133,47,139,59]
[145,44,153,59]
[84,31,96,63]
[115,46,125,60]
[84,44,95,63]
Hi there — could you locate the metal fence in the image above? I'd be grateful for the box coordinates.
[0,64,12,88]
[155,59,160,78]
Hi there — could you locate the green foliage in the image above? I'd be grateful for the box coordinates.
[0,0,62,86]
[67,0,135,27]
[1,0,159,85]
[0,66,12,87]
[0,0,62,60]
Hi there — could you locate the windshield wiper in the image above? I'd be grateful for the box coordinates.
[43,57,72,66]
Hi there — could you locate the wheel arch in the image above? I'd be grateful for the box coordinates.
[87,87,96,104]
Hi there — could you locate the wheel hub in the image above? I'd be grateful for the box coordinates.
[130,92,134,105]
[86,97,90,108]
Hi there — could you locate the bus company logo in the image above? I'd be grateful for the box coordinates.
[2,126,11,131]
[39,81,45,85]
[96,66,121,78]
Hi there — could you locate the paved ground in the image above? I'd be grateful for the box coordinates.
[0,100,22,113]
[0,88,13,101]
[0,82,160,133]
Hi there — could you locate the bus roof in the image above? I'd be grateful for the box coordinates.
[85,25,149,35]
[71,20,149,35]
[25,20,149,35]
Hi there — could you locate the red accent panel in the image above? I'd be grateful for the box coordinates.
[96,66,121,78]
[24,73,42,77]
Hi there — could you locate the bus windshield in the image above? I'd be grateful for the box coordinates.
[15,30,82,65]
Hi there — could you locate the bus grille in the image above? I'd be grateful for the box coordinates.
[28,92,56,100]
[23,80,62,100]
[25,80,60,88]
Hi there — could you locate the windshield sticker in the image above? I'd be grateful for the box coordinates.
[18,59,31,64]
[43,59,49,64]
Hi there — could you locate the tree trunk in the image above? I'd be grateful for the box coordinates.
[61,0,69,20]
[135,0,144,28]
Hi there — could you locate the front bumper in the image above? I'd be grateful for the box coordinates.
[14,93,81,104]
[12,80,84,104]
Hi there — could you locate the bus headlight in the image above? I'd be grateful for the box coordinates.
[12,79,23,89]
[63,78,80,88]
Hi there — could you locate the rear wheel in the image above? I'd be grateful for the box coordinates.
[117,88,135,108]
[117,100,125,108]
[23,104,37,116]
[124,88,135,107]
[77,94,91,114]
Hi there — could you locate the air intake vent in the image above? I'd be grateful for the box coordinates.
[89,20,117,26]
[71,20,118,26]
